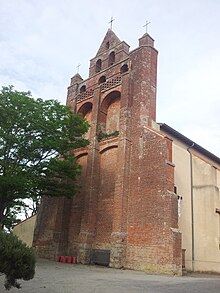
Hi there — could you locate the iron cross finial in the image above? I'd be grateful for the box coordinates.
[76,63,81,74]
[109,17,115,30]
[143,20,151,33]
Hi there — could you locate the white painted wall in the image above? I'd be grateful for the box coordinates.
[172,140,193,270]
[192,156,220,272]
[170,136,220,272]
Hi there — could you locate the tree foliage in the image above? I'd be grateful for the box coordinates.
[0,230,36,290]
[0,86,89,229]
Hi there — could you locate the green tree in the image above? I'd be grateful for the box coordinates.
[0,230,36,290]
[0,86,89,230]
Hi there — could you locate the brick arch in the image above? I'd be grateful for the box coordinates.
[79,85,86,93]
[100,91,121,134]
[77,102,93,140]
[76,153,88,178]
[95,146,118,249]
[76,152,88,160]
[77,102,93,118]
[108,51,115,66]
[98,75,106,84]
[100,144,118,154]
[95,59,102,73]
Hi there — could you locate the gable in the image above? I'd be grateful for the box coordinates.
[96,29,121,56]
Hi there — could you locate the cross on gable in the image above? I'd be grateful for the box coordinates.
[76,63,81,74]
[143,20,151,33]
[109,17,115,30]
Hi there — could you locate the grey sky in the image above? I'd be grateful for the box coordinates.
[0,0,219,157]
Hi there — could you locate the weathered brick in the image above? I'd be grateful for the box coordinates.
[33,30,182,275]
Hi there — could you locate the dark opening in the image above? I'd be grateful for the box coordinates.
[106,41,110,49]
[80,85,86,93]
[108,51,115,66]
[95,59,102,73]
[120,64,129,74]
[91,249,110,266]
[98,76,106,84]
[174,186,177,194]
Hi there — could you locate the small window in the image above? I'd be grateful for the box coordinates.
[106,41,110,49]
[98,76,106,84]
[108,51,115,66]
[174,186,177,194]
[95,59,102,73]
[120,64,129,74]
[80,85,86,93]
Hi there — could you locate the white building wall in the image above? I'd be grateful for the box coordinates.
[171,138,220,272]
[192,156,220,272]
[172,141,193,270]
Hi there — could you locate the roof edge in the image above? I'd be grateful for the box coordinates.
[159,123,220,165]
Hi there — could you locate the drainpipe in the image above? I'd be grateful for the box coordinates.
[187,142,195,271]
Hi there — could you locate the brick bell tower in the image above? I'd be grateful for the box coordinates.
[34,29,182,275]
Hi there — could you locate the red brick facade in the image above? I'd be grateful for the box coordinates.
[33,29,182,275]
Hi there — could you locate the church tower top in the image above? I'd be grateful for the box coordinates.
[67,28,157,111]
[138,33,154,47]
[88,29,130,78]
[96,29,122,57]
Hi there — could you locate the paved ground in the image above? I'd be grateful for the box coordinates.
[1,259,220,292]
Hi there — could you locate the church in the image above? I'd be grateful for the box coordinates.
[33,29,220,275]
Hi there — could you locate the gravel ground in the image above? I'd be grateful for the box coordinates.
[1,258,220,293]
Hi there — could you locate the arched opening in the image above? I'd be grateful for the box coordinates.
[80,85,86,93]
[78,102,92,118]
[108,51,115,66]
[98,76,106,84]
[120,64,129,74]
[76,153,88,178]
[105,41,110,49]
[100,91,121,135]
[95,59,102,73]
[78,102,93,140]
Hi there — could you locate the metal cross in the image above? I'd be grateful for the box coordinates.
[76,63,81,74]
[143,20,151,33]
[109,17,115,30]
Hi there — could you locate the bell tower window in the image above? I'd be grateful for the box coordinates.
[80,85,86,93]
[108,51,115,66]
[120,64,129,74]
[95,59,102,73]
[98,76,106,84]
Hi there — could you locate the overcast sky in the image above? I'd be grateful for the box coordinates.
[0,0,219,157]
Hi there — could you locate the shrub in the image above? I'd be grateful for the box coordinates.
[0,230,36,290]
[97,130,119,141]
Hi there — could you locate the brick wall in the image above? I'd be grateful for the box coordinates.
[34,30,182,275]
[95,147,118,248]
[105,98,120,133]
[68,154,88,255]
[126,129,181,274]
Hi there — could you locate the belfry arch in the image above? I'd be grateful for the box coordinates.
[100,91,121,134]
[78,102,93,139]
